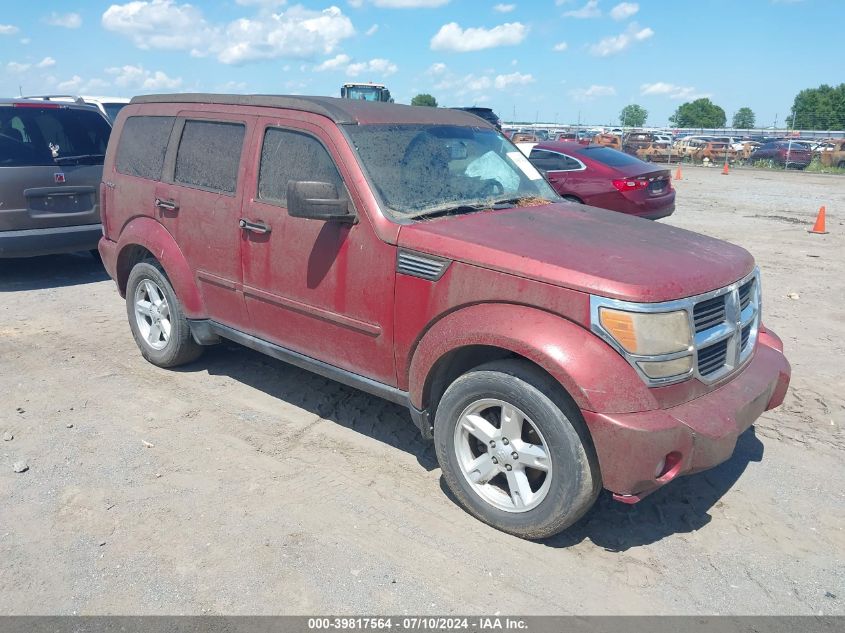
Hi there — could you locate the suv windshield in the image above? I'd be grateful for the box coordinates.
[0,106,111,167]
[345,124,558,219]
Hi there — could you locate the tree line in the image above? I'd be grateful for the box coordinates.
[410,83,845,131]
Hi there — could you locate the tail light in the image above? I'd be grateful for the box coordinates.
[612,178,649,192]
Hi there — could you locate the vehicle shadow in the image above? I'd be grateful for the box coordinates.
[181,342,764,548]
[543,427,765,551]
[0,252,108,291]
[182,342,439,472]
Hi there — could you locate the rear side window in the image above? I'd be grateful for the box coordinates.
[0,106,111,167]
[174,120,245,194]
[580,146,642,167]
[529,149,583,172]
[258,128,345,206]
[116,116,174,180]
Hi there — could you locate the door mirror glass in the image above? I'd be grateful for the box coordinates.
[286,181,353,222]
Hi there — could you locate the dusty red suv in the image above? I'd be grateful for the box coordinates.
[99,94,791,539]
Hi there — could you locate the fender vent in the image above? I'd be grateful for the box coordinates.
[397,250,450,281]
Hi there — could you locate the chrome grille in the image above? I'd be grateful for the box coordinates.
[589,267,761,387]
[396,250,450,281]
[692,270,761,383]
[693,295,726,333]
[738,279,755,311]
[698,338,729,376]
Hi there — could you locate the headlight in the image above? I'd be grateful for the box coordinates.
[598,308,691,355]
[592,301,694,386]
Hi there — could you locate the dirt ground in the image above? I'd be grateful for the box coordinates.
[1,166,843,615]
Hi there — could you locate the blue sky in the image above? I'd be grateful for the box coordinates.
[1,0,842,126]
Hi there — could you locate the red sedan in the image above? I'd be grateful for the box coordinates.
[528,141,676,220]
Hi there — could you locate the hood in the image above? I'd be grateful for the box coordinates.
[398,203,754,302]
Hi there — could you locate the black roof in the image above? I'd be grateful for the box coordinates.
[130,93,489,127]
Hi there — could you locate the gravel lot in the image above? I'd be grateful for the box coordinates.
[1,166,843,615]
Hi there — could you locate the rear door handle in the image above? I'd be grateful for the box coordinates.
[239,218,271,234]
[155,198,179,212]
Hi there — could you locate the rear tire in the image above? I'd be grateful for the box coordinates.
[434,360,600,539]
[125,260,202,368]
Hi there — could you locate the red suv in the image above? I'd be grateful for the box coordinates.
[99,94,790,539]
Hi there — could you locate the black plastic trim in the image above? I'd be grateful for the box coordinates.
[0,223,102,258]
[189,319,411,408]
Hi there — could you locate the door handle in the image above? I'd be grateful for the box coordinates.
[155,198,179,212]
[239,218,271,234]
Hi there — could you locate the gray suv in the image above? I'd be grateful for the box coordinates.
[0,98,111,258]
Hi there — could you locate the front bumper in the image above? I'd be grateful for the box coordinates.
[0,223,102,258]
[582,327,790,501]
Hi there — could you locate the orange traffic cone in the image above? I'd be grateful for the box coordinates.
[721,162,730,175]
[809,206,828,234]
[674,167,682,180]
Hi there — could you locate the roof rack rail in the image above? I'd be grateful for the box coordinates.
[21,94,87,104]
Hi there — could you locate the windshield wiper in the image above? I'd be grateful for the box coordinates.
[489,196,553,208]
[405,203,490,221]
[54,153,105,165]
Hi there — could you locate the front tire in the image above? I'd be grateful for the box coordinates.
[434,360,600,539]
[125,260,202,368]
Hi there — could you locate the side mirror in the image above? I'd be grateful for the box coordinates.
[286,181,353,222]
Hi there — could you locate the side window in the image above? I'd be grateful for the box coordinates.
[116,116,174,180]
[174,120,245,194]
[257,128,346,207]
[528,149,559,172]
[558,154,583,170]
[530,150,583,172]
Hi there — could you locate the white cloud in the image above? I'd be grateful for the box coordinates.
[640,82,709,100]
[315,54,397,77]
[430,21,528,52]
[348,0,364,6]
[494,3,516,12]
[57,75,84,91]
[433,67,532,100]
[588,23,653,56]
[7,62,31,73]
[217,80,249,91]
[102,1,355,64]
[365,23,379,35]
[493,71,534,90]
[0,23,19,34]
[37,57,56,68]
[568,84,616,101]
[371,0,449,6]
[564,0,600,18]
[315,53,351,71]
[346,58,397,77]
[426,62,447,75]
[102,0,215,52]
[235,0,288,6]
[609,2,638,20]
[553,41,568,51]
[218,6,355,64]
[107,64,182,90]
[46,12,83,28]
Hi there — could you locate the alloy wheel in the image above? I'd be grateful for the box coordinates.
[453,398,553,513]
[134,279,171,351]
